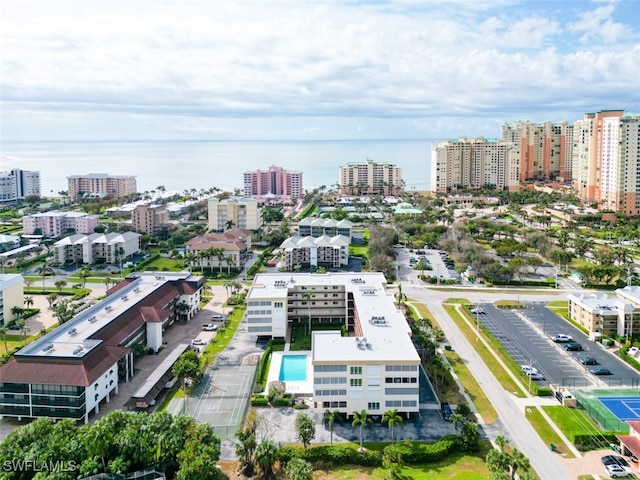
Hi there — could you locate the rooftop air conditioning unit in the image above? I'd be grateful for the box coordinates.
[43,344,54,352]
[73,346,83,355]
[68,328,77,336]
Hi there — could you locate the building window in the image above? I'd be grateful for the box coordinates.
[367,402,380,410]
[350,378,362,387]
[350,366,362,375]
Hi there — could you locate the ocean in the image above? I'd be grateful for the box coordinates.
[0,139,433,196]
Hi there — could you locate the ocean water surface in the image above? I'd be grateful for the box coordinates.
[1,139,433,196]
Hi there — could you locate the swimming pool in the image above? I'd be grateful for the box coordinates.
[279,355,308,382]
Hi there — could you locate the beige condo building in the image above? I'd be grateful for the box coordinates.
[67,174,137,200]
[207,197,260,232]
[339,159,403,196]
[430,137,520,193]
[131,204,169,235]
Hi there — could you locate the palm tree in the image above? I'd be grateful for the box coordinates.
[226,219,235,230]
[175,302,190,323]
[323,409,342,446]
[0,325,7,351]
[225,254,234,274]
[382,409,403,443]
[46,293,58,309]
[11,305,24,320]
[17,320,30,345]
[23,296,34,311]
[449,412,464,431]
[351,410,372,451]
[223,280,234,303]
[37,262,55,292]
[184,253,196,273]
[104,276,113,291]
[255,439,278,480]
[302,290,313,335]
[215,247,226,273]
[54,279,67,293]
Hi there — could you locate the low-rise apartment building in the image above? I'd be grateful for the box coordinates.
[280,235,350,270]
[297,218,353,238]
[246,273,420,416]
[0,274,23,326]
[22,211,99,236]
[0,272,203,423]
[53,232,141,265]
[567,292,640,338]
[185,231,251,272]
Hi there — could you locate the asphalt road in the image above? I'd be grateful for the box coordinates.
[403,284,572,480]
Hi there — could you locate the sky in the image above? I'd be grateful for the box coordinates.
[1,0,639,142]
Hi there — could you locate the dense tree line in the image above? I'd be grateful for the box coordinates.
[0,411,222,480]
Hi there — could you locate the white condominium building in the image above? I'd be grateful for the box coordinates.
[246,273,420,416]
[22,211,100,236]
[501,120,573,182]
[207,197,260,232]
[0,169,41,202]
[430,137,520,193]
[53,232,141,265]
[572,110,640,214]
[0,274,24,327]
[67,173,137,200]
[339,159,403,196]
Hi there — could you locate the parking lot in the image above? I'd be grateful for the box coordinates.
[395,246,458,283]
[473,302,640,388]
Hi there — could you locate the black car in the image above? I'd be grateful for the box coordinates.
[602,455,630,467]
[441,402,453,421]
[564,342,583,351]
[579,356,598,365]
[591,367,613,375]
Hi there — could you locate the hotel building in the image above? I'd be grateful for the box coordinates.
[430,137,520,193]
[501,120,573,182]
[0,272,204,423]
[0,169,41,203]
[572,110,640,214]
[22,211,100,236]
[67,174,137,200]
[131,204,169,235]
[243,165,303,204]
[246,273,420,416]
[339,160,403,196]
[207,197,260,232]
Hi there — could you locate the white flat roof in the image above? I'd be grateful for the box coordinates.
[567,292,632,313]
[19,272,193,359]
[250,272,419,363]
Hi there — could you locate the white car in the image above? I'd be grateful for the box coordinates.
[191,338,206,346]
[554,334,573,343]
[605,463,634,478]
[202,324,218,331]
[521,365,538,375]
[525,371,544,381]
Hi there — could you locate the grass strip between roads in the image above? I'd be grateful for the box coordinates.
[443,349,498,424]
[443,302,527,398]
[541,405,602,442]
[525,407,576,459]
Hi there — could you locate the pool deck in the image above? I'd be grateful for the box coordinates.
[266,352,313,395]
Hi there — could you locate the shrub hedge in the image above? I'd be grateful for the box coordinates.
[574,433,625,452]
[278,445,383,467]
[382,437,460,464]
[254,341,273,393]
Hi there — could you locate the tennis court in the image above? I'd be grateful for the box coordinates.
[187,364,257,439]
[599,396,640,422]
[575,389,640,432]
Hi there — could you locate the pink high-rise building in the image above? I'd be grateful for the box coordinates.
[243,165,303,204]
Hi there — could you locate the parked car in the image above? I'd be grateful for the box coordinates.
[605,463,633,478]
[521,365,538,375]
[441,403,453,421]
[191,338,206,346]
[590,367,613,376]
[525,371,544,381]
[211,314,225,320]
[554,334,573,343]
[202,324,218,331]
[579,356,598,365]
[564,342,583,351]
[470,307,485,314]
[602,455,630,468]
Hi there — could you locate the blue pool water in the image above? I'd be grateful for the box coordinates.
[279,355,308,382]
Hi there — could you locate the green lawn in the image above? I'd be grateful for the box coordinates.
[316,449,491,480]
[200,305,246,367]
[289,322,343,351]
[444,301,527,399]
[525,407,576,458]
[541,405,601,442]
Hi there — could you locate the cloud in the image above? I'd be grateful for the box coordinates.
[1,0,639,140]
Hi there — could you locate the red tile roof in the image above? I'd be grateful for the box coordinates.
[0,345,128,386]
[618,434,640,457]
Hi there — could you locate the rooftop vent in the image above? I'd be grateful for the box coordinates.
[133,287,140,293]
[121,295,128,301]
[68,328,77,336]
[88,316,97,323]
[73,346,83,355]
[43,343,54,352]
[105,305,112,312]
